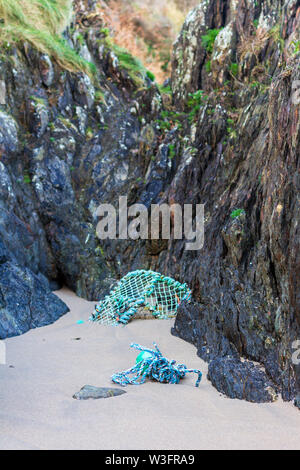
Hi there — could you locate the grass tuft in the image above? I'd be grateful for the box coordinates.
[230,209,245,219]
[103,37,155,86]
[0,0,95,77]
[201,28,223,54]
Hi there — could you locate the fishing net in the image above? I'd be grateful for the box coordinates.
[90,269,191,326]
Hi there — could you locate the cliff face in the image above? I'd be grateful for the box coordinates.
[0,3,165,336]
[0,0,299,406]
[167,0,300,404]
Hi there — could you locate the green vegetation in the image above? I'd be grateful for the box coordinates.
[227,127,237,140]
[201,28,223,54]
[269,25,285,52]
[187,90,207,123]
[100,27,110,38]
[230,208,245,219]
[201,28,222,78]
[103,38,156,86]
[250,80,270,94]
[75,32,85,47]
[159,51,171,73]
[168,144,176,159]
[159,84,172,95]
[86,127,93,139]
[156,89,208,128]
[23,173,31,184]
[95,89,105,104]
[156,109,185,131]
[292,40,300,54]
[29,95,47,106]
[146,70,155,82]
[98,123,108,130]
[229,62,238,77]
[205,60,212,73]
[227,117,237,140]
[0,0,95,77]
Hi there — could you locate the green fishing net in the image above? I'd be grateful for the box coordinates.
[90,270,191,326]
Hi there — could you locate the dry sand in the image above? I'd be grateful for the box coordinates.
[0,287,299,450]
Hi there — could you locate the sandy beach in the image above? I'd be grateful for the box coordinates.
[0,287,299,450]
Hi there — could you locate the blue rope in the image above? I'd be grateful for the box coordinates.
[111,343,202,387]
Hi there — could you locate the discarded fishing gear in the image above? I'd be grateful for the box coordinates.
[90,270,191,326]
[111,343,202,387]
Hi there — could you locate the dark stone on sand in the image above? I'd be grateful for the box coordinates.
[73,385,126,400]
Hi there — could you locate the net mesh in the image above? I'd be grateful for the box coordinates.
[90,270,191,326]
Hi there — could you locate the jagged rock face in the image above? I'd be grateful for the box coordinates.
[0,8,169,335]
[172,0,227,105]
[168,0,300,404]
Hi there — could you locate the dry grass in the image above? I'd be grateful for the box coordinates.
[97,0,199,83]
[238,27,271,63]
[0,0,72,35]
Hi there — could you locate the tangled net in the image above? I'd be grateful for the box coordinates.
[111,343,202,387]
[90,269,191,326]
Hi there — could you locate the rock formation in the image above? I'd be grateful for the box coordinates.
[0,0,299,406]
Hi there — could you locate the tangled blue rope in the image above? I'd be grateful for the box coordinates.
[111,343,202,387]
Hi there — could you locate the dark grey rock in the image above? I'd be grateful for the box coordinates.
[73,385,126,400]
[207,356,278,403]
[165,0,300,405]
[172,300,240,362]
[0,111,19,155]
[27,94,49,139]
[73,73,95,109]
[39,54,54,87]
[0,261,69,339]
[0,207,56,282]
